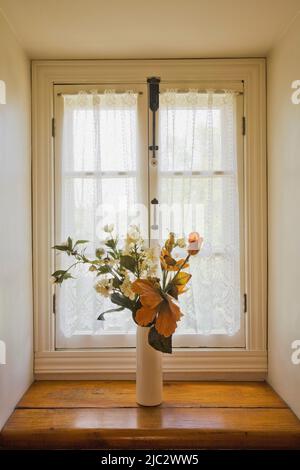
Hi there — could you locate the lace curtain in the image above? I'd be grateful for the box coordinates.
[158,90,241,335]
[57,89,242,340]
[57,91,138,338]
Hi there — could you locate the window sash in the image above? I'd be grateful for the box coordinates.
[152,87,245,347]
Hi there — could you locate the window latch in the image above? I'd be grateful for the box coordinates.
[147,77,160,167]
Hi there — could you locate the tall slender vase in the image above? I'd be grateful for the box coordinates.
[136,326,163,406]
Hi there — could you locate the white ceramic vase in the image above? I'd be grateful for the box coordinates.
[136,325,163,406]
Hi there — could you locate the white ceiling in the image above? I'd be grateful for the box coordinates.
[0,0,300,59]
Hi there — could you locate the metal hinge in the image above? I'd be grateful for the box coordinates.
[242,116,246,136]
[53,292,56,315]
[243,293,247,313]
[51,117,55,138]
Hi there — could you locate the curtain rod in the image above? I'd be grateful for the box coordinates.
[56,91,144,96]
[57,90,243,97]
[161,90,243,95]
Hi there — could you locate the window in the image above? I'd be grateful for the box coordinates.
[158,88,245,348]
[54,85,148,348]
[54,81,245,349]
[32,60,267,377]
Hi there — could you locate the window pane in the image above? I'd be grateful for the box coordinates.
[159,175,238,249]
[158,91,242,336]
[56,92,139,339]
[159,92,235,172]
[62,93,137,173]
[61,176,137,243]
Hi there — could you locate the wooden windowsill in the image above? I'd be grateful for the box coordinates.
[1,381,300,450]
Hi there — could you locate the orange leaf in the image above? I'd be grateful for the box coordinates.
[155,300,180,337]
[165,294,182,322]
[174,271,191,286]
[172,271,191,295]
[176,284,188,294]
[175,259,189,270]
[131,279,162,309]
[135,306,158,327]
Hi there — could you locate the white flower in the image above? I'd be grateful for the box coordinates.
[143,260,158,277]
[140,248,158,277]
[94,277,113,297]
[127,225,141,243]
[124,227,143,253]
[144,247,155,261]
[120,276,135,301]
[103,224,114,233]
[123,241,134,255]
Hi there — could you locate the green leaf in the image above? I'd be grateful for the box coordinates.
[120,255,136,274]
[53,271,74,284]
[105,238,117,250]
[107,249,118,259]
[148,326,172,354]
[67,236,73,250]
[81,255,91,263]
[74,240,89,248]
[112,277,122,288]
[52,269,67,276]
[111,292,133,310]
[97,265,110,275]
[52,245,69,252]
[98,306,124,320]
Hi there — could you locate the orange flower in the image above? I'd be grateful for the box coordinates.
[132,279,182,337]
[164,232,175,253]
[187,232,203,255]
[160,247,189,271]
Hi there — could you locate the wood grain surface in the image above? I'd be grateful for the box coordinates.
[1,381,299,450]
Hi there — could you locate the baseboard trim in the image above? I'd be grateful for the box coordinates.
[35,349,267,381]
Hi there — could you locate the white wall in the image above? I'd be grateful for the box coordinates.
[268,13,300,418]
[0,10,33,429]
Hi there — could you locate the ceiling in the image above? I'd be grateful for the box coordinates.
[0,0,300,59]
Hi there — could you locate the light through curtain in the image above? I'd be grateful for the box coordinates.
[158,90,242,335]
[56,91,138,338]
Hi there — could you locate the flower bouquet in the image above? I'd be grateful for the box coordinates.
[52,225,203,354]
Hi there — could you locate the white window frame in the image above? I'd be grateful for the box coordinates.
[32,59,267,379]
